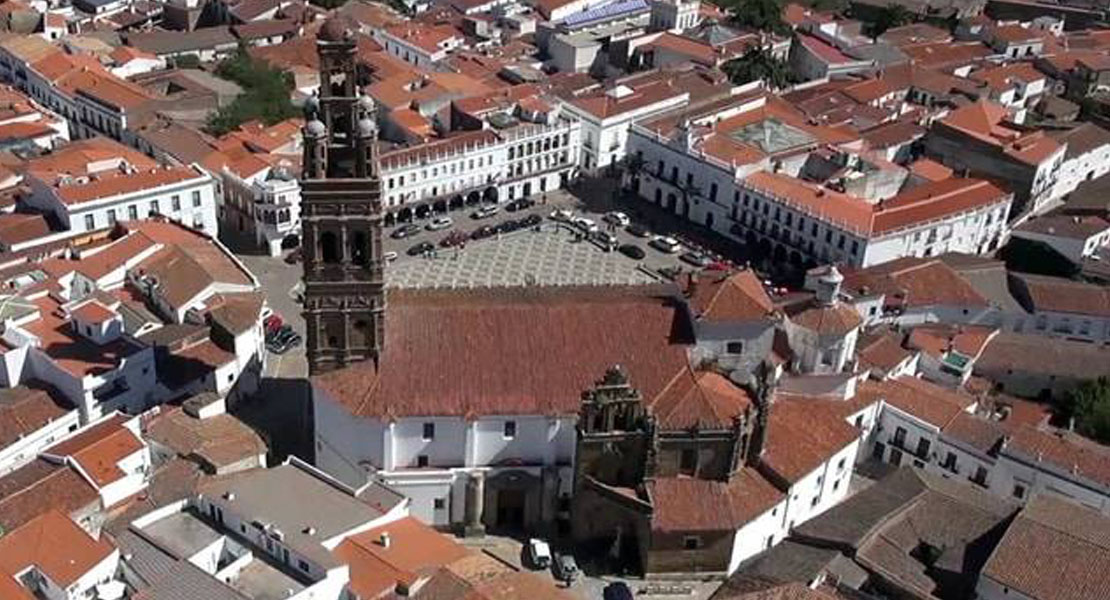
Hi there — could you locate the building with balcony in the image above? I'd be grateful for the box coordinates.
[378,98,581,225]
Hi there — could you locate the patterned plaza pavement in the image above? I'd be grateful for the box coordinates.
[386,224,661,289]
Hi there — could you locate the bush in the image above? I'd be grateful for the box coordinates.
[205,49,298,136]
[1059,378,1110,444]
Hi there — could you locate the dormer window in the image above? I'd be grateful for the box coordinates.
[726,341,744,354]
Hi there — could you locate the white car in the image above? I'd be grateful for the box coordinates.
[571,217,599,233]
[426,217,453,231]
[527,538,552,570]
[649,235,682,254]
[472,205,500,219]
[604,211,630,227]
[383,251,398,262]
[549,209,574,222]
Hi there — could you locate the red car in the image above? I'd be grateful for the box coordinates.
[439,230,469,248]
[264,314,284,334]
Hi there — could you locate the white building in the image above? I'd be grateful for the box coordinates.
[42,412,151,508]
[0,510,121,600]
[1049,123,1110,199]
[22,137,220,236]
[375,24,463,67]
[0,383,80,476]
[1011,212,1110,263]
[380,101,581,224]
[628,94,1014,268]
[126,458,409,600]
[649,0,700,32]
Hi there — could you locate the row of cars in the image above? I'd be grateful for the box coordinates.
[404,214,544,256]
[551,209,720,268]
[264,314,301,355]
[526,540,631,599]
[391,199,539,240]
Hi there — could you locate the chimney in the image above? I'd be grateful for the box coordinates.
[380,532,391,548]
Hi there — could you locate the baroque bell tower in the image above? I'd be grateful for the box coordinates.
[300,17,385,375]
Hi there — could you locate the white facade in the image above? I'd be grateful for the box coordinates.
[561,89,688,173]
[376,29,462,67]
[110,55,167,79]
[1011,221,1110,263]
[219,164,301,256]
[1053,142,1110,200]
[23,168,221,236]
[649,0,700,32]
[381,120,581,220]
[314,386,576,527]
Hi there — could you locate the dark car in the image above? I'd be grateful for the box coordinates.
[552,554,579,584]
[603,582,634,600]
[406,241,435,256]
[391,223,420,239]
[266,327,301,354]
[626,223,651,238]
[471,225,496,240]
[495,219,521,234]
[522,214,542,227]
[618,244,645,260]
[505,198,535,212]
[680,251,712,267]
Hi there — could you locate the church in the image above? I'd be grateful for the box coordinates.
[298,18,873,575]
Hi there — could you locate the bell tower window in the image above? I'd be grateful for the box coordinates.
[320,231,339,263]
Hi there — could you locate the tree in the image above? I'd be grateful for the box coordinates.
[205,49,298,136]
[723,47,794,89]
[998,238,1080,279]
[1059,378,1110,443]
[727,0,790,35]
[870,3,913,37]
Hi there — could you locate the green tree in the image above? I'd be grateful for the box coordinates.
[727,0,790,35]
[1060,378,1110,443]
[205,49,298,136]
[723,47,794,89]
[870,3,913,37]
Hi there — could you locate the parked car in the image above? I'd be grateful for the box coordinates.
[472,205,500,219]
[522,214,543,227]
[383,251,399,262]
[603,582,634,600]
[571,217,598,233]
[649,236,682,253]
[407,241,435,256]
[604,211,630,227]
[618,244,645,260]
[549,209,574,222]
[506,198,535,212]
[471,225,496,240]
[626,223,651,238]
[526,538,552,570]
[552,554,579,584]
[591,230,618,250]
[267,327,301,354]
[497,219,525,234]
[391,223,420,239]
[680,251,712,267]
[426,217,453,231]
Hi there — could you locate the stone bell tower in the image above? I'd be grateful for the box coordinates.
[300,17,385,375]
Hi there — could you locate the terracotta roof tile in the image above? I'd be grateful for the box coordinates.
[841,257,989,309]
[790,301,862,336]
[1010,273,1110,317]
[906,323,996,359]
[687,269,775,322]
[0,510,115,587]
[45,414,144,488]
[312,286,691,419]
[70,299,117,324]
[647,468,783,532]
[0,459,99,532]
[855,376,975,429]
[856,328,913,373]
[761,398,859,483]
[0,383,70,450]
[650,370,754,430]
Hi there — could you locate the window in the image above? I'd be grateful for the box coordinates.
[893,426,907,447]
[172,195,181,211]
[833,479,840,491]
[417,455,429,467]
[726,341,744,354]
[192,190,201,207]
[128,205,138,220]
[320,232,339,263]
[679,449,697,474]
[298,559,310,572]
[943,452,957,471]
[682,536,701,550]
[150,200,159,214]
[810,495,820,508]
[434,498,446,510]
[1012,483,1026,499]
[84,214,95,229]
[837,457,847,471]
[916,438,931,459]
[107,209,117,224]
[422,422,435,441]
[854,415,864,428]
[503,421,516,439]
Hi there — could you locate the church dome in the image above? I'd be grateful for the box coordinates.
[357,94,376,115]
[306,118,327,137]
[357,117,377,138]
[318,16,354,42]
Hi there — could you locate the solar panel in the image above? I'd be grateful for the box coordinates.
[561,0,649,27]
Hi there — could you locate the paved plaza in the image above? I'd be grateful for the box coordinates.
[386,224,661,289]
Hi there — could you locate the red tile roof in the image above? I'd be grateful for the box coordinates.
[647,469,783,532]
[906,323,996,360]
[761,398,859,483]
[872,178,1012,235]
[937,100,1062,166]
[45,414,144,488]
[1004,424,1110,488]
[312,286,691,418]
[841,257,989,309]
[687,269,775,322]
[23,295,144,378]
[650,370,754,430]
[855,376,975,429]
[790,301,862,336]
[1010,273,1110,317]
[0,510,114,587]
[0,459,99,532]
[981,494,1110,600]
[0,383,70,450]
[69,299,117,324]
